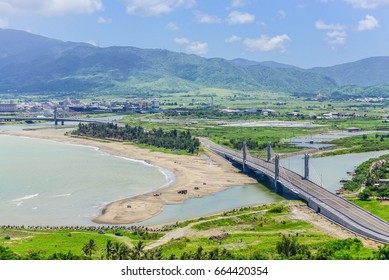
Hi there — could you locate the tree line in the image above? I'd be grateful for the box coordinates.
[343,154,389,200]
[72,123,200,154]
[2,236,389,260]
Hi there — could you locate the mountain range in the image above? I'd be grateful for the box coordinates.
[1,28,389,97]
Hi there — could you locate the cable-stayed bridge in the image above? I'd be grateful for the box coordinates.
[201,138,389,243]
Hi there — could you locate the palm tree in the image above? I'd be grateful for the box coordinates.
[131,241,145,260]
[117,243,131,260]
[82,239,97,259]
[105,240,114,260]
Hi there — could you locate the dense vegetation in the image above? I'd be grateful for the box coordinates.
[71,123,200,154]
[3,29,389,97]
[2,203,389,260]
[343,154,389,193]
[319,133,389,157]
[346,154,389,201]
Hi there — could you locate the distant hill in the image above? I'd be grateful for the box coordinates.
[0,29,341,95]
[308,57,389,87]
[230,58,299,69]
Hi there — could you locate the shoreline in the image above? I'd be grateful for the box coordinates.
[1,128,256,224]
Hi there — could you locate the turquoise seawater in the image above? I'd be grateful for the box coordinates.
[0,135,172,226]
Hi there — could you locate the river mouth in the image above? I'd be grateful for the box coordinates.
[0,134,169,227]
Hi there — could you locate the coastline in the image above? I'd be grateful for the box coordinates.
[1,128,256,224]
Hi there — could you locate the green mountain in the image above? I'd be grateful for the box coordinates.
[308,57,389,87]
[230,58,300,69]
[0,29,340,95]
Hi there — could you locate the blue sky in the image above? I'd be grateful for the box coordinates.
[0,0,388,68]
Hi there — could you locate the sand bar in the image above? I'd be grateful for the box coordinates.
[2,128,256,224]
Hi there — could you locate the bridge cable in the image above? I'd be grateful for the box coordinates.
[308,160,323,187]
[279,161,296,191]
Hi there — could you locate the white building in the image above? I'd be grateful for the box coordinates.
[0,103,17,112]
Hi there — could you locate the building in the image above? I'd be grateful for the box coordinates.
[151,100,160,109]
[0,103,17,113]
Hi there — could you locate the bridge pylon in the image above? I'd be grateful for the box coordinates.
[267,142,272,162]
[274,154,283,193]
[274,154,280,184]
[304,154,309,180]
[242,141,248,173]
[54,107,58,125]
[61,107,65,125]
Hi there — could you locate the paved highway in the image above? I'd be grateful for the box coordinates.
[201,138,389,243]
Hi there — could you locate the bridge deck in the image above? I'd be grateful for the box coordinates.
[201,138,389,243]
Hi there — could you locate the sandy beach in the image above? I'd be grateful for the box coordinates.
[3,128,256,224]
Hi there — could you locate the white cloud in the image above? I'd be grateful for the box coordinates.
[173,37,208,55]
[231,0,251,7]
[0,17,8,28]
[194,11,221,24]
[356,14,379,31]
[166,22,179,30]
[243,34,291,52]
[326,30,347,44]
[124,0,196,16]
[86,40,98,46]
[315,20,348,47]
[227,11,255,24]
[277,9,286,19]
[315,20,347,31]
[225,35,242,43]
[0,0,103,16]
[186,41,208,55]
[343,0,389,8]
[97,16,112,24]
[174,37,190,44]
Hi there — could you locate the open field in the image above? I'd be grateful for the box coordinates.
[1,201,384,260]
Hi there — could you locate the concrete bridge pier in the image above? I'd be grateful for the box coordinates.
[274,180,284,195]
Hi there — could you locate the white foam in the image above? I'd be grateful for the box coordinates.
[12,193,39,202]
[51,193,71,198]
[11,193,39,207]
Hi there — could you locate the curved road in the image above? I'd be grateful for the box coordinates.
[201,138,389,243]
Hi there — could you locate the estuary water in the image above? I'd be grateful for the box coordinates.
[0,123,282,226]
[0,134,172,226]
[281,150,389,193]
